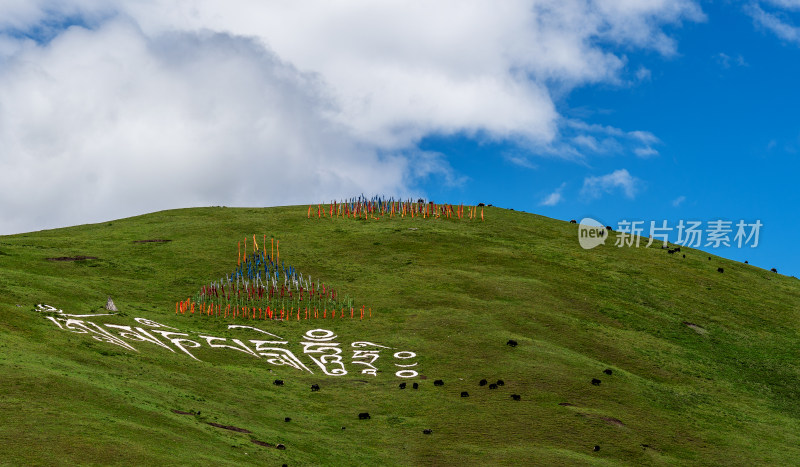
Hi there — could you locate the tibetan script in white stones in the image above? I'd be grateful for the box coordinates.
[301,329,348,376]
[351,341,392,376]
[36,304,417,378]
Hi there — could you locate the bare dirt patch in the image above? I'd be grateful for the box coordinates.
[600,416,625,427]
[133,239,172,244]
[46,256,98,262]
[682,321,707,335]
[171,409,194,415]
[207,422,252,433]
[577,412,626,427]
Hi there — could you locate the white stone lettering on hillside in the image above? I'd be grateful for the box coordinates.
[45,316,136,351]
[393,351,419,378]
[37,303,117,318]
[36,305,417,378]
[104,324,176,353]
[251,340,313,373]
[301,329,347,376]
[198,335,260,358]
[149,330,203,360]
[133,317,179,330]
[351,341,392,376]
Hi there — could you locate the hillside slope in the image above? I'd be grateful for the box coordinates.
[1,206,799,465]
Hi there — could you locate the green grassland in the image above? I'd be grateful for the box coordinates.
[1,206,799,465]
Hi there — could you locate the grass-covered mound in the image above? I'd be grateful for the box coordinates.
[1,206,799,465]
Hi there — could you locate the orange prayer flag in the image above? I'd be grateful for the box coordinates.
[308,205,312,218]
[238,241,241,265]
[481,207,484,221]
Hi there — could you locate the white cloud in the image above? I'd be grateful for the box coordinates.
[635,66,652,81]
[0,1,703,233]
[764,0,800,10]
[0,21,409,233]
[715,52,748,68]
[581,169,640,199]
[747,2,800,43]
[505,154,538,169]
[672,195,686,207]
[540,182,566,206]
[562,121,661,158]
[634,147,659,158]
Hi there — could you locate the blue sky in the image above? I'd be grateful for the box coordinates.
[420,1,800,277]
[0,1,798,277]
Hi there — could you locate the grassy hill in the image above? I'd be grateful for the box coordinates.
[1,205,799,465]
